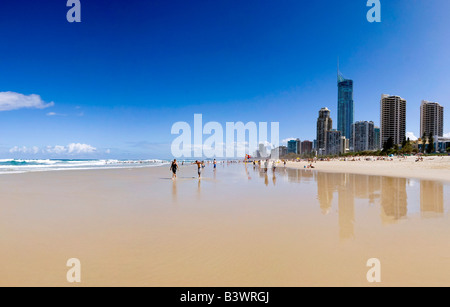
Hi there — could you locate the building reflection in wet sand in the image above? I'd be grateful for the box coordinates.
[421,180,444,217]
[254,166,446,239]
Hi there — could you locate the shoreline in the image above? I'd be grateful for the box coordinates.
[2,157,450,183]
[285,155,450,183]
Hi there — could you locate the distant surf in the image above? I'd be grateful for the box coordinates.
[0,159,169,174]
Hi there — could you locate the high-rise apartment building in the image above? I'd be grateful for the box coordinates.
[352,121,375,152]
[380,94,406,146]
[301,140,313,154]
[326,130,342,156]
[317,107,333,155]
[420,100,444,137]
[296,139,301,154]
[287,140,297,154]
[374,126,381,150]
[338,72,354,139]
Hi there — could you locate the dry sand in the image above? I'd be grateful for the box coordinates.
[0,163,449,287]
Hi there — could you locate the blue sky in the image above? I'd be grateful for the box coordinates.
[0,0,449,159]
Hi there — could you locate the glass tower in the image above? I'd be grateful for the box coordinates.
[337,72,354,139]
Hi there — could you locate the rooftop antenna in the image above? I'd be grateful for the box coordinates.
[337,56,344,82]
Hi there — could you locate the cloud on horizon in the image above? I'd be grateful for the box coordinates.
[281,138,296,145]
[406,132,418,141]
[444,132,450,138]
[0,91,54,111]
[9,143,97,155]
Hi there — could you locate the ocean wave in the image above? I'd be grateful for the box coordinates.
[0,159,169,174]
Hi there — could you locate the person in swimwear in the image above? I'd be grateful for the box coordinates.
[193,160,203,178]
[170,159,178,180]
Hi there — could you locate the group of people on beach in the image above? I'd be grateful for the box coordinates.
[170,159,217,180]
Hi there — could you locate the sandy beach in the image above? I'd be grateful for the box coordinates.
[0,162,449,287]
[287,156,450,182]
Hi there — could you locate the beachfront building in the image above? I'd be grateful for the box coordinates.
[340,136,349,155]
[258,143,268,158]
[326,130,342,156]
[374,126,381,150]
[287,139,301,155]
[301,140,313,154]
[338,71,354,139]
[420,100,444,137]
[271,146,288,158]
[351,121,375,152]
[434,136,450,153]
[317,107,333,155]
[380,94,406,146]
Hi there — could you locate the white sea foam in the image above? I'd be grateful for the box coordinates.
[0,159,169,174]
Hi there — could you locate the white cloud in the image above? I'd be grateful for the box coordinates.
[444,132,450,138]
[282,138,296,145]
[406,132,418,141]
[105,149,111,154]
[10,143,97,155]
[9,146,40,154]
[0,92,54,111]
[46,112,66,117]
[67,143,96,154]
[46,143,97,154]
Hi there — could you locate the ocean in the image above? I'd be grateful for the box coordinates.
[0,159,169,174]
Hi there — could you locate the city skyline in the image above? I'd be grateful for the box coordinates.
[0,0,449,159]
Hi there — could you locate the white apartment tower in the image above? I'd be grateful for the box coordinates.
[380,94,406,146]
[420,100,444,138]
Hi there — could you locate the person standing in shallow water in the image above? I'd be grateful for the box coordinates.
[170,159,179,180]
[193,160,203,179]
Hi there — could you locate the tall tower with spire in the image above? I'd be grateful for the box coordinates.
[337,60,354,140]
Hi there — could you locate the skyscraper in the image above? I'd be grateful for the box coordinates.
[326,130,342,155]
[380,94,406,146]
[317,107,333,155]
[374,126,381,150]
[352,121,375,152]
[301,140,313,154]
[338,70,354,139]
[420,100,444,137]
[287,140,298,154]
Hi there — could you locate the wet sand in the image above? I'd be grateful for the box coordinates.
[287,155,450,182]
[0,164,449,286]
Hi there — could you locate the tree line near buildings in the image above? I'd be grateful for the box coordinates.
[382,132,437,155]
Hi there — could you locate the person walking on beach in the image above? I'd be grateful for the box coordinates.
[170,159,179,180]
[272,160,276,172]
[213,159,217,171]
[264,159,269,173]
[193,160,203,178]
